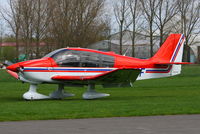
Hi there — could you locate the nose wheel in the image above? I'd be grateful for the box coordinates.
[23,84,74,100]
[23,84,50,100]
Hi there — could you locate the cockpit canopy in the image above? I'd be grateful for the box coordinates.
[44,49,114,67]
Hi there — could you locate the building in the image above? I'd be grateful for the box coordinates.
[89,30,200,62]
[88,30,160,59]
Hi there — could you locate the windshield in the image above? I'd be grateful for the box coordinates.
[44,49,114,67]
[43,48,67,58]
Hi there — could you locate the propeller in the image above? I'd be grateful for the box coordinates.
[16,65,24,74]
[6,70,19,79]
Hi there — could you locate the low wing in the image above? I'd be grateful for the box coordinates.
[52,68,141,86]
[51,69,117,81]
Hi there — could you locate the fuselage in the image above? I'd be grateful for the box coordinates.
[5,34,186,100]
[6,47,174,85]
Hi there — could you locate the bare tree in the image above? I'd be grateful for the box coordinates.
[128,0,142,57]
[72,0,106,47]
[155,0,178,46]
[0,0,22,60]
[0,19,3,58]
[177,0,200,61]
[48,0,106,49]
[33,0,50,58]
[40,0,56,53]
[113,0,130,55]
[19,0,35,59]
[140,0,159,57]
[0,19,3,44]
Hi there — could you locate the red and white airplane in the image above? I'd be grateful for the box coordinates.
[6,34,189,100]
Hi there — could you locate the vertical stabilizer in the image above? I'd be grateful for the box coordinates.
[151,34,185,62]
[137,34,185,80]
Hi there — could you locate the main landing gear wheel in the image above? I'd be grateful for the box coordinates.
[49,84,75,99]
[82,84,110,99]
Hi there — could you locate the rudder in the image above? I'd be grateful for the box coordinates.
[151,34,185,62]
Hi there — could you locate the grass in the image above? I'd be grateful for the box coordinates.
[0,65,200,121]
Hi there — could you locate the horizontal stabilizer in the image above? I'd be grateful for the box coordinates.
[155,62,192,65]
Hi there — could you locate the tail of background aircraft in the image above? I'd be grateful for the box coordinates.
[137,34,188,80]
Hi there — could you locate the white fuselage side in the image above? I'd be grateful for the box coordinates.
[20,67,118,84]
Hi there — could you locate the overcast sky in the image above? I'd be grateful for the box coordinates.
[0,0,8,8]
[0,0,11,35]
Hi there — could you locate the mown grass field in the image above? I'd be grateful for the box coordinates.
[0,65,200,121]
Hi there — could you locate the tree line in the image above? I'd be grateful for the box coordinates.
[0,0,200,61]
[0,0,109,59]
[114,0,200,61]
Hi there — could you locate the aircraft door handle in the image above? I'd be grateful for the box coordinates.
[48,67,53,71]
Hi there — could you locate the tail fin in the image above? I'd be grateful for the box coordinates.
[152,34,188,76]
[137,34,188,80]
[152,34,185,63]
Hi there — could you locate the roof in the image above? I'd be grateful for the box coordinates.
[0,42,47,47]
[109,40,150,46]
[91,40,155,46]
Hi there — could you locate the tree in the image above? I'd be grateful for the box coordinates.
[113,0,130,55]
[19,0,35,59]
[140,0,159,57]
[0,19,3,44]
[0,0,22,60]
[1,0,108,60]
[49,0,107,48]
[154,0,178,46]
[128,0,142,57]
[177,0,200,62]
[33,0,50,58]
